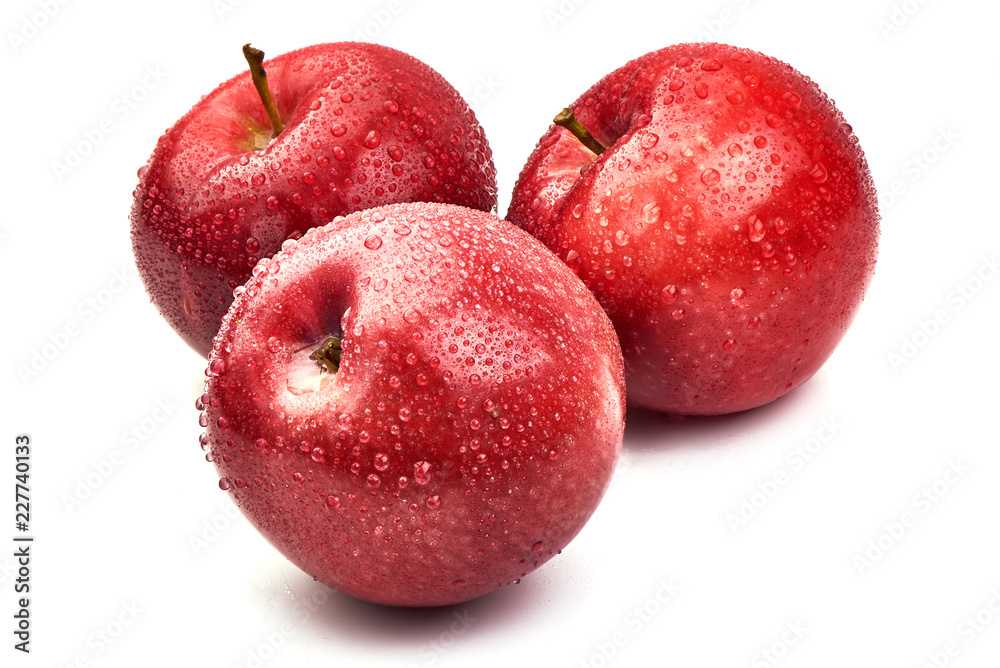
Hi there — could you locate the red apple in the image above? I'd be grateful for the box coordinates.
[200,202,625,607]
[508,43,879,415]
[132,42,497,357]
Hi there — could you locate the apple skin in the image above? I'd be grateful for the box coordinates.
[132,42,497,358]
[200,202,625,607]
[508,43,879,415]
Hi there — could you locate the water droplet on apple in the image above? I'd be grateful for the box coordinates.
[672,308,685,320]
[766,113,783,128]
[403,309,421,324]
[701,58,724,71]
[809,162,828,184]
[640,132,659,149]
[660,284,678,304]
[367,474,381,488]
[267,336,283,353]
[642,202,661,224]
[730,288,745,304]
[726,90,744,104]
[695,82,708,99]
[363,130,382,149]
[218,478,231,491]
[413,461,432,485]
[748,215,766,242]
[783,91,802,108]
[723,339,737,351]
[331,123,347,137]
[387,145,404,161]
[701,168,721,186]
[748,316,761,330]
[532,541,543,552]
[326,495,340,509]
[265,196,279,211]
[727,143,743,157]
[774,217,788,235]
[425,495,441,510]
[565,250,582,273]
[364,234,383,250]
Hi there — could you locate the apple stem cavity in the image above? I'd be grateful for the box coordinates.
[242,43,285,137]
[553,107,606,155]
[310,336,342,374]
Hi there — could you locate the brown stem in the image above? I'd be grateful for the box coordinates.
[310,336,343,374]
[553,108,606,155]
[242,43,284,137]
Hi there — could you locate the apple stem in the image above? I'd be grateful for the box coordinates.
[310,336,342,374]
[553,107,606,155]
[243,43,285,137]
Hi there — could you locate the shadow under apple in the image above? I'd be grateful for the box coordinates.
[623,371,832,455]
[240,543,592,658]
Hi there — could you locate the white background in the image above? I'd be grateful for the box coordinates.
[2,0,998,666]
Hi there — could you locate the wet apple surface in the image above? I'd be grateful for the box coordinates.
[201,202,625,606]
[508,43,879,415]
[132,43,497,357]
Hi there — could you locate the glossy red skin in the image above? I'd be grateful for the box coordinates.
[508,43,879,415]
[202,202,625,607]
[132,42,497,358]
